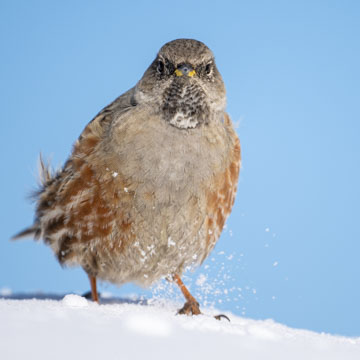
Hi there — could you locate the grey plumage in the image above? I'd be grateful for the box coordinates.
[14,39,241,312]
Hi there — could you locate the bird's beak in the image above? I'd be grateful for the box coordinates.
[174,64,196,77]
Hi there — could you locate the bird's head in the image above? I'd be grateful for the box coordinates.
[136,39,226,129]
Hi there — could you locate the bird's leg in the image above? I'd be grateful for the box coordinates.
[173,274,201,315]
[173,274,230,321]
[88,275,99,303]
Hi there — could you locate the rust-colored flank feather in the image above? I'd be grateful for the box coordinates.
[13,39,241,318]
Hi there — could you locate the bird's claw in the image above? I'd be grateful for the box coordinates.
[214,314,231,322]
[177,300,201,316]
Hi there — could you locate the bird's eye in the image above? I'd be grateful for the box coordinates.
[157,60,165,74]
[205,63,212,74]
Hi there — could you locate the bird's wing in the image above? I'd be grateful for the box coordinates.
[12,87,137,243]
[202,113,241,261]
[71,86,137,159]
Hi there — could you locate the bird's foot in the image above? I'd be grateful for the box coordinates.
[173,274,229,321]
[177,302,230,321]
[214,314,231,321]
[177,300,201,316]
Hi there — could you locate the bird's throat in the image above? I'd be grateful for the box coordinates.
[162,81,210,129]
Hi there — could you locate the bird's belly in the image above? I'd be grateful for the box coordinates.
[97,181,209,286]
[94,116,227,286]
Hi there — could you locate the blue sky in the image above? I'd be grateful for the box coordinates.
[1,0,359,336]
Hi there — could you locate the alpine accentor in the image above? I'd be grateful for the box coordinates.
[14,39,241,316]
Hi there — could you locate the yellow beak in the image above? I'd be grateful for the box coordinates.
[174,66,196,77]
[174,69,184,77]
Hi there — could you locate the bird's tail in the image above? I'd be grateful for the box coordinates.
[11,224,40,241]
[38,153,53,187]
[11,154,53,242]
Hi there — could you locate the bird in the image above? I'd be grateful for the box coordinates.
[13,39,241,317]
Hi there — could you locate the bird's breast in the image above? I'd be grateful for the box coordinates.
[106,108,230,239]
[109,108,227,197]
[85,107,235,285]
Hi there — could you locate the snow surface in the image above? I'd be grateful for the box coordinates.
[1,294,359,360]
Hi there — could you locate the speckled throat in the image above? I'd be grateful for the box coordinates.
[162,79,210,129]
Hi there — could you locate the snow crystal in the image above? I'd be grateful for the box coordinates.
[147,244,156,256]
[167,237,176,247]
[196,274,207,286]
[62,294,89,308]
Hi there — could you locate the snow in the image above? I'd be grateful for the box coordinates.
[1,295,359,360]
[62,294,89,307]
[167,237,176,247]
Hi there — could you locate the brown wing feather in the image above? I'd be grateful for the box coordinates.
[13,88,137,271]
[203,113,241,261]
